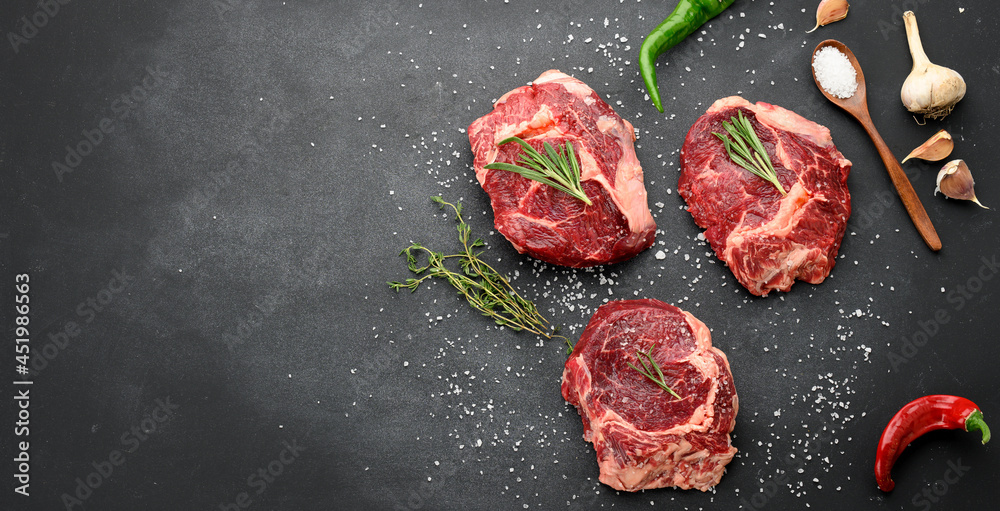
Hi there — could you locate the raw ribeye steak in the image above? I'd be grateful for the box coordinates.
[679,96,852,296]
[562,299,738,491]
[468,70,656,268]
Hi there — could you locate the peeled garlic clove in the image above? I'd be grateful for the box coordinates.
[806,0,849,34]
[901,11,966,121]
[935,159,987,208]
[901,129,954,163]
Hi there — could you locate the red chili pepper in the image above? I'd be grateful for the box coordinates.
[875,395,990,492]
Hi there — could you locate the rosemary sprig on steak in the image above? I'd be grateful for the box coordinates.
[712,111,788,196]
[389,197,574,353]
[484,137,592,205]
[627,344,682,400]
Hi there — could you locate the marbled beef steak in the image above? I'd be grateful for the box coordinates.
[468,70,656,268]
[562,299,738,491]
[679,96,852,296]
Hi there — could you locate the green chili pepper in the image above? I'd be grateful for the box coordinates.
[639,0,737,112]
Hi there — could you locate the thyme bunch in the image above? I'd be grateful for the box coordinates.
[389,197,573,353]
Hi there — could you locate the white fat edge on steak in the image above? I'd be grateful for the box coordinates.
[597,114,656,240]
[598,436,731,491]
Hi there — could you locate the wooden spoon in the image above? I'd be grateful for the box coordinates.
[811,40,941,251]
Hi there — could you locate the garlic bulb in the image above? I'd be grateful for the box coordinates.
[935,160,986,209]
[900,11,966,121]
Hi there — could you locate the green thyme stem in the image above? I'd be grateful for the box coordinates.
[388,197,575,353]
[712,110,787,196]
[627,344,682,400]
[484,137,592,205]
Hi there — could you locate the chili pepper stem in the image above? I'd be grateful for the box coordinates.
[965,409,991,444]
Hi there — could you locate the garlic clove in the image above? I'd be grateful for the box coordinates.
[901,130,954,163]
[935,159,987,209]
[806,0,849,33]
[901,11,966,121]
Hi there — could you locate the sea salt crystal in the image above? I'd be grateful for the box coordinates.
[813,47,858,98]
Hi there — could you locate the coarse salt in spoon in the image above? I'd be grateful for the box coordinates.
[811,39,941,251]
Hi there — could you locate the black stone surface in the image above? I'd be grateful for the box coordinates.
[3,1,998,510]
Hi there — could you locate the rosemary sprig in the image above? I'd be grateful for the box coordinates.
[627,344,682,400]
[388,197,574,354]
[712,111,787,196]
[483,137,592,205]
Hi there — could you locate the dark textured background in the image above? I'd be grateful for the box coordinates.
[3,1,998,510]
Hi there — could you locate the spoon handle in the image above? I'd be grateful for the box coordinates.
[856,114,942,251]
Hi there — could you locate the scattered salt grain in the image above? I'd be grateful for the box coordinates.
[812,46,858,99]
